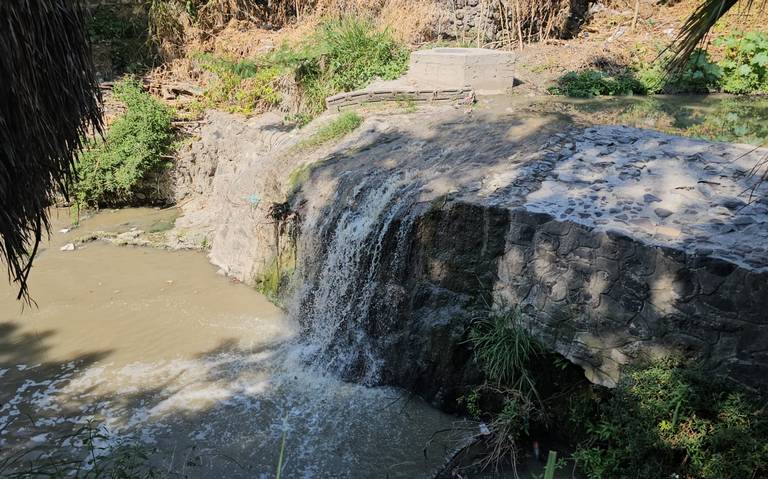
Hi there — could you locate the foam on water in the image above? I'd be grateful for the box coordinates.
[293,170,422,383]
[0,208,463,478]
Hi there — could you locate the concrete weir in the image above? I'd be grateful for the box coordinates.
[174,103,768,403]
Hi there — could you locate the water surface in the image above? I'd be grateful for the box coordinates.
[0,208,462,477]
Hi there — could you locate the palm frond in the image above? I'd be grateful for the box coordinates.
[0,0,102,300]
[666,0,766,71]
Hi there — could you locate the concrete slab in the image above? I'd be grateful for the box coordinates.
[408,48,516,92]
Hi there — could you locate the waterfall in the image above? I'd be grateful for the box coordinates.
[292,169,422,384]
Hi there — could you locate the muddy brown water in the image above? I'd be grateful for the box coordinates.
[0,208,465,478]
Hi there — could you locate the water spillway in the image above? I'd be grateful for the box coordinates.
[174,99,768,402]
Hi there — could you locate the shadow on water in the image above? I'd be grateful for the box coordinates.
[0,211,461,478]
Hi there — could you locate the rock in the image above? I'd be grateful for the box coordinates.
[734,215,755,226]
[654,208,673,218]
[643,193,662,203]
[720,197,747,210]
[59,243,75,251]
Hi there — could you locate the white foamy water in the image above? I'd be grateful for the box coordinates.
[294,171,422,384]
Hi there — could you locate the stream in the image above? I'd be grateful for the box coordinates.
[0,208,466,478]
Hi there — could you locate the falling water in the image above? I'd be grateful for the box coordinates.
[293,169,423,384]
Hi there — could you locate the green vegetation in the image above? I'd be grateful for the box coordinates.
[461,308,548,468]
[75,78,174,207]
[465,317,768,478]
[270,17,409,116]
[553,31,767,97]
[572,359,768,479]
[195,53,282,115]
[294,111,363,150]
[716,31,768,94]
[87,6,150,74]
[548,69,645,97]
[468,308,541,392]
[0,422,162,478]
[637,49,722,94]
[194,17,408,120]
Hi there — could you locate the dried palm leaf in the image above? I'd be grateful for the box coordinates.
[0,0,103,300]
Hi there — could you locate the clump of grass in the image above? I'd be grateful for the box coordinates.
[468,308,541,393]
[75,78,174,207]
[270,16,409,116]
[462,307,547,469]
[294,111,363,151]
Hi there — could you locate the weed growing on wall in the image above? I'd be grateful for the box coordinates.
[294,111,363,151]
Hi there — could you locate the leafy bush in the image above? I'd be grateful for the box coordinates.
[555,47,727,97]
[573,359,768,479]
[672,49,722,93]
[548,69,645,97]
[637,49,721,94]
[270,17,409,115]
[716,31,768,94]
[75,78,174,207]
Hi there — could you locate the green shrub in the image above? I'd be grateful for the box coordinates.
[671,49,722,93]
[635,62,667,94]
[637,49,722,95]
[548,69,645,97]
[271,17,409,115]
[573,359,768,479]
[716,31,768,94]
[75,78,174,207]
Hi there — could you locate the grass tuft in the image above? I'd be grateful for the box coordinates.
[294,111,363,151]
